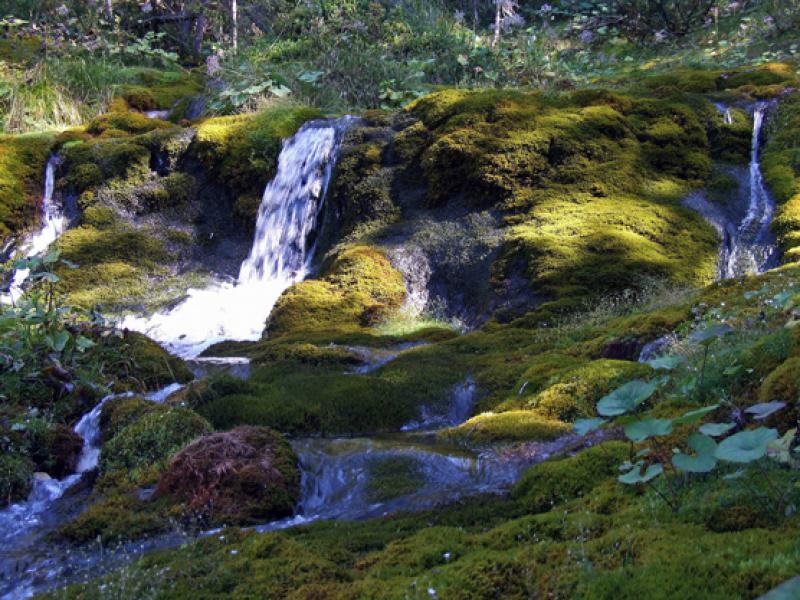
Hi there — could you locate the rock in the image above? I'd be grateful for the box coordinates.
[154,426,300,526]
[43,425,83,479]
[600,337,642,361]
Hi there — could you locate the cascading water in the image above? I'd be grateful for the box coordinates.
[0,384,185,600]
[685,102,779,279]
[1,155,64,305]
[724,102,779,277]
[121,117,355,357]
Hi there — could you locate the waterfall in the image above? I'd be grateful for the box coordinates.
[121,117,355,358]
[723,102,779,278]
[0,383,183,551]
[1,155,64,305]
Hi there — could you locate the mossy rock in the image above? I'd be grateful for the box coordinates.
[57,494,172,545]
[441,410,570,445]
[99,396,160,443]
[154,426,300,526]
[0,453,35,507]
[101,407,212,483]
[511,441,629,512]
[527,359,652,421]
[193,104,323,196]
[268,245,406,337]
[86,111,173,137]
[0,133,54,239]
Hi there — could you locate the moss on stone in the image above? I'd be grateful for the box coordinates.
[0,453,35,506]
[101,407,212,483]
[0,133,54,239]
[511,441,630,512]
[441,410,570,445]
[268,245,406,337]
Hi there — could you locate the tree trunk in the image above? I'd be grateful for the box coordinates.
[230,0,238,52]
[193,11,206,57]
[104,0,113,21]
[492,0,502,48]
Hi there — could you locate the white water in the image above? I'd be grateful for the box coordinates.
[1,156,64,305]
[0,384,183,550]
[723,103,779,277]
[121,117,355,358]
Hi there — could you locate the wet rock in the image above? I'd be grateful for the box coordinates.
[600,337,641,361]
[154,426,300,526]
[40,425,83,479]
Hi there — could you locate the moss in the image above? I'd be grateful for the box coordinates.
[365,456,426,502]
[57,494,172,545]
[763,92,800,257]
[193,104,323,198]
[117,68,204,113]
[759,356,800,404]
[0,453,34,506]
[99,396,160,443]
[441,410,570,445]
[406,88,718,318]
[100,407,212,483]
[154,426,300,526]
[268,245,406,337]
[0,133,54,239]
[511,442,629,512]
[86,110,172,137]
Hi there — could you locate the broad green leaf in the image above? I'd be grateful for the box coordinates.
[673,433,718,473]
[573,417,606,436]
[673,404,719,425]
[744,401,786,420]
[75,336,96,352]
[758,575,800,599]
[618,463,663,485]
[689,323,733,346]
[624,418,673,442]
[597,379,659,417]
[646,355,685,371]
[52,330,70,352]
[716,427,778,463]
[698,422,735,437]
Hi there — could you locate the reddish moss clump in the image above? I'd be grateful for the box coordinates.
[154,425,300,526]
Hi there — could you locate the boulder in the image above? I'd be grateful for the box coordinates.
[154,426,300,526]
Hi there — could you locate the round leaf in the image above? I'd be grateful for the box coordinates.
[597,379,659,417]
[618,463,663,485]
[573,417,606,436]
[672,433,718,473]
[624,418,673,442]
[715,428,778,463]
[744,401,786,421]
[698,422,735,437]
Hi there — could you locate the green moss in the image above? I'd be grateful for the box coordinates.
[101,407,212,483]
[99,396,160,443]
[527,359,652,421]
[365,456,426,502]
[0,453,34,506]
[0,133,54,239]
[86,110,172,137]
[511,442,630,512]
[268,245,406,337]
[193,104,323,198]
[441,410,570,445]
[57,494,172,545]
[763,92,800,258]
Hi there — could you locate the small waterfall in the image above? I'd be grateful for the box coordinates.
[0,383,183,550]
[723,103,779,277]
[714,102,734,125]
[121,117,355,357]
[402,376,477,431]
[1,155,64,304]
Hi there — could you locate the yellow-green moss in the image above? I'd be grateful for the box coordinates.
[441,410,570,444]
[0,133,54,239]
[268,245,406,337]
[193,104,323,199]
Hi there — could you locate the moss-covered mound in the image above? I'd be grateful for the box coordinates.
[154,426,300,526]
[0,133,54,239]
[100,406,212,484]
[763,91,800,261]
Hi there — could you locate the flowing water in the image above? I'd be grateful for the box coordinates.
[0,384,184,599]
[121,117,356,358]
[686,102,779,279]
[1,156,64,304]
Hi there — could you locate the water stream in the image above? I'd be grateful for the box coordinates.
[1,156,64,305]
[121,117,356,358]
[685,102,779,279]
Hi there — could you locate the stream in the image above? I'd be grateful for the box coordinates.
[0,99,787,598]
